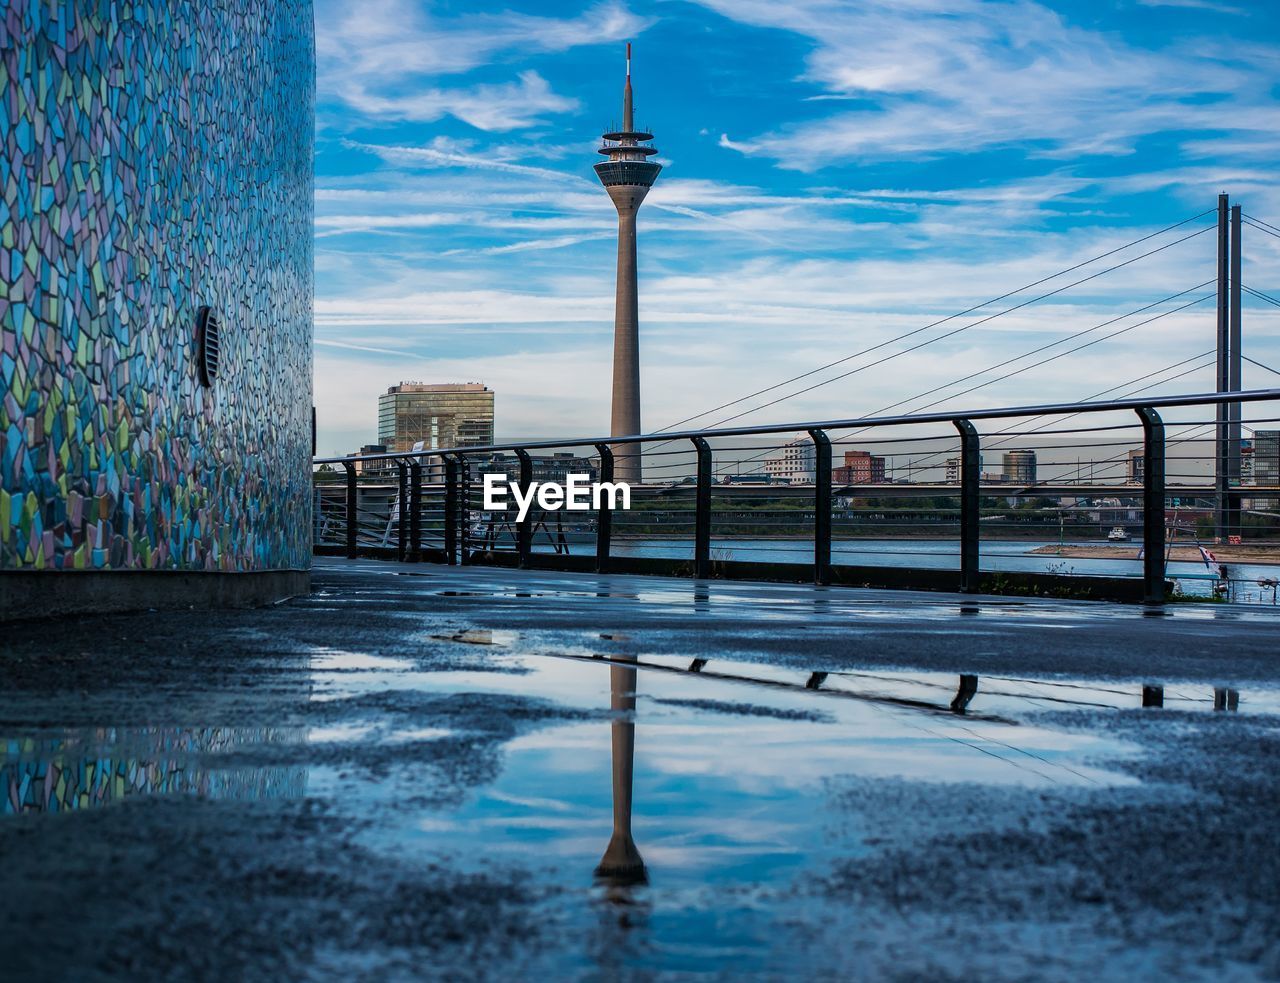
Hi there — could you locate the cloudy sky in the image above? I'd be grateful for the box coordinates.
[313,0,1280,454]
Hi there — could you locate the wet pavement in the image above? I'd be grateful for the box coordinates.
[4,558,1280,980]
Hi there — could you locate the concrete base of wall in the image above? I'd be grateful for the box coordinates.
[0,570,311,622]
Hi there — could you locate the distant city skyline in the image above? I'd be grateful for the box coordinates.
[313,0,1280,455]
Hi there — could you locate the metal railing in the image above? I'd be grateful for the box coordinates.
[313,389,1280,604]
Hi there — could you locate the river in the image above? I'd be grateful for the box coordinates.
[531,537,1280,604]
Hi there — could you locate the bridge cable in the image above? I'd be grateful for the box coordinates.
[836,283,1214,433]
[663,226,1215,439]
[895,352,1218,479]
[1242,213,1280,237]
[651,212,1216,435]
[1243,285,1280,309]
[709,290,1215,477]
[1242,355,1280,379]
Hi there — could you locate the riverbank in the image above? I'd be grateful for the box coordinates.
[614,533,1280,565]
[1030,544,1280,565]
[616,531,1134,542]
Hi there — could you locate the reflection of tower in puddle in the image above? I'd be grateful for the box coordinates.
[595,655,647,886]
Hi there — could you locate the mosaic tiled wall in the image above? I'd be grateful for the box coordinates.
[0,2,314,573]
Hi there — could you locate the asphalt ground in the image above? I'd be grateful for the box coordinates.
[3,558,1279,981]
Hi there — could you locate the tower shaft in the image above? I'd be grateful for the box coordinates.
[609,200,642,481]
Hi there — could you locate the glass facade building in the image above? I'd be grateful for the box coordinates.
[1255,431,1279,488]
[377,383,495,453]
[1001,450,1038,484]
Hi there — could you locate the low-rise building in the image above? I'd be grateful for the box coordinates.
[945,455,985,484]
[833,450,886,484]
[352,443,395,477]
[479,451,600,485]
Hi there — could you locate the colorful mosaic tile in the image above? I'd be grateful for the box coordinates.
[2,727,307,813]
[0,1,314,573]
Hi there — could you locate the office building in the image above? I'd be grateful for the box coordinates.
[1002,450,1037,484]
[833,450,887,484]
[378,383,495,453]
[1255,431,1279,487]
[1128,448,1145,485]
[945,455,985,485]
[764,438,816,484]
[1252,431,1279,508]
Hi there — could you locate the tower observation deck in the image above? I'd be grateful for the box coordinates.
[596,43,661,484]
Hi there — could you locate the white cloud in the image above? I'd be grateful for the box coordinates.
[346,138,588,183]
[1136,0,1245,12]
[316,0,649,131]
[317,0,647,79]
[699,0,1279,169]
[338,72,577,131]
[315,339,422,358]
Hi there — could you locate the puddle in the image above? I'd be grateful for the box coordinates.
[387,727,455,743]
[309,648,405,672]
[7,641,1278,972]
[434,589,570,599]
[307,722,378,744]
[303,648,1211,975]
[10,645,1271,821]
[430,629,519,647]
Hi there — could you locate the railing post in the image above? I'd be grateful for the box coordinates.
[1215,193,1229,543]
[1228,204,1242,543]
[594,442,614,574]
[408,458,422,562]
[458,456,471,564]
[444,455,459,565]
[343,461,358,559]
[691,436,712,579]
[953,419,980,593]
[1137,406,1166,604]
[515,449,533,568]
[808,429,831,585]
[395,461,408,562]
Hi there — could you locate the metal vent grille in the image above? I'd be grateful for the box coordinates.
[196,306,221,386]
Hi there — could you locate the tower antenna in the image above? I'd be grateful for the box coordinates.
[623,43,633,132]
